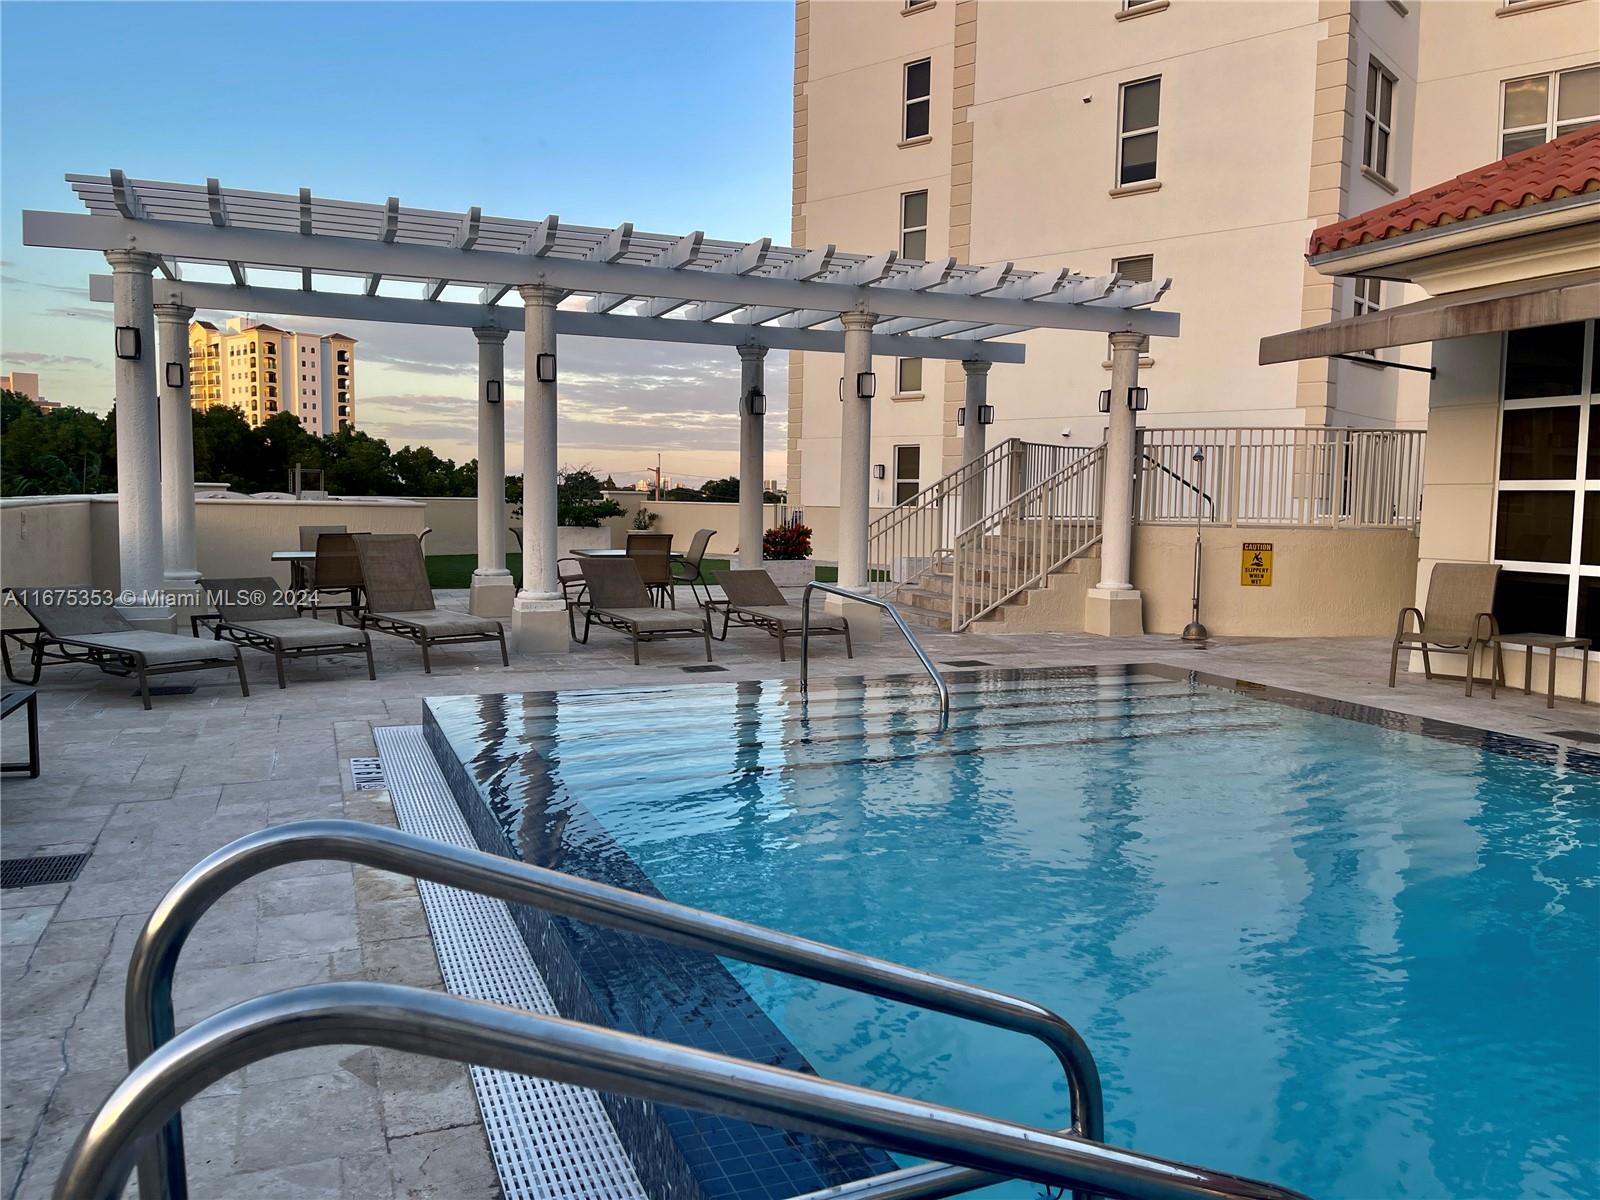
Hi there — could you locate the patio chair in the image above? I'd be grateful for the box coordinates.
[0,586,248,710]
[576,558,712,665]
[1389,562,1504,695]
[626,532,676,607]
[557,557,588,638]
[300,532,364,623]
[199,577,375,689]
[296,524,347,592]
[672,528,717,607]
[355,534,508,673]
[711,569,852,663]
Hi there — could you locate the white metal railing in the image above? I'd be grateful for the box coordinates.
[1136,427,1425,529]
[866,440,1089,596]
[949,447,1105,631]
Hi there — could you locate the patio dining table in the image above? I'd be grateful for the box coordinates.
[270,549,318,591]
[572,548,688,561]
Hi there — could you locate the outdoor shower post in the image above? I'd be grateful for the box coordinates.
[832,311,882,643]
[155,301,201,601]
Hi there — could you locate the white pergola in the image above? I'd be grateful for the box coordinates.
[25,171,1179,645]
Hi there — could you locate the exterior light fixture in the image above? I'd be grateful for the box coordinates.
[1127,386,1149,411]
[856,371,877,400]
[1097,389,1112,414]
[115,326,141,361]
[535,353,557,384]
[978,404,995,425]
[164,362,185,389]
[485,379,503,405]
[957,408,966,428]
[872,464,887,480]
[746,387,766,416]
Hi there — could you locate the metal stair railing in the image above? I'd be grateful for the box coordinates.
[63,982,1312,1200]
[124,819,1086,1200]
[800,582,950,720]
[949,447,1105,631]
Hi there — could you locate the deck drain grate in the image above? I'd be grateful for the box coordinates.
[131,684,196,698]
[1552,729,1600,746]
[348,757,387,789]
[680,664,728,673]
[943,659,992,667]
[2,852,90,889]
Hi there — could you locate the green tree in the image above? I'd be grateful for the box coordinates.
[700,476,740,502]
[555,466,625,527]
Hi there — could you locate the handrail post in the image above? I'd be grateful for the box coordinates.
[801,582,949,721]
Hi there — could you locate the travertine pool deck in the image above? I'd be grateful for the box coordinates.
[2,598,1593,1199]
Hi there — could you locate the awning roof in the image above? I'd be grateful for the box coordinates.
[26,171,1182,364]
[1259,268,1600,365]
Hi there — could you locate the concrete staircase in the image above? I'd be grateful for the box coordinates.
[891,530,1102,634]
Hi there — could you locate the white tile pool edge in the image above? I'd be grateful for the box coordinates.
[373,724,647,1200]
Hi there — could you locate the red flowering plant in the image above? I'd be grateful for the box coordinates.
[762,522,813,560]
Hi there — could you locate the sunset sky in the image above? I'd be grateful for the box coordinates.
[0,1,796,484]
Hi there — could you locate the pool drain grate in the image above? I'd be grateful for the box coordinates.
[130,684,196,698]
[943,659,993,667]
[680,664,728,673]
[2,852,90,889]
[348,757,386,789]
[1552,729,1600,746]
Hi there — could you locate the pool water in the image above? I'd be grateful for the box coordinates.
[469,668,1600,1199]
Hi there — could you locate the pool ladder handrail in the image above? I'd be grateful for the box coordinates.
[124,819,1101,1200]
[800,581,951,720]
[63,982,1312,1200]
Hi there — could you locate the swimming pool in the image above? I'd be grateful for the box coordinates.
[426,666,1600,1200]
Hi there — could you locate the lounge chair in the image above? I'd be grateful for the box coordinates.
[1390,562,1504,695]
[198,577,375,689]
[711,569,852,662]
[626,532,676,607]
[0,586,248,710]
[355,534,508,673]
[576,558,712,665]
[672,528,717,607]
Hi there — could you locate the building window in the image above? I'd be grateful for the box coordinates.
[897,358,923,395]
[1363,59,1396,180]
[1117,77,1160,186]
[1501,65,1600,156]
[1492,319,1598,642]
[1112,254,1154,284]
[894,444,922,505]
[900,190,929,260]
[1353,276,1382,317]
[903,59,931,141]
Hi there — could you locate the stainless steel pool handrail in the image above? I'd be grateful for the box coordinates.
[125,819,1101,1200]
[65,983,1312,1200]
[800,581,951,719]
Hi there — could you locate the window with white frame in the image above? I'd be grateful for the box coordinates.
[894,444,922,505]
[1117,77,1160,186]
[903,59,931,141]
[897,357,923,395]
[900,190,929,260]
[1501,65,1599,156]
[1112,254,1154,284]
[1492,319,1599,643]
[1363,59,1396,180]
[1353,276,1381,317]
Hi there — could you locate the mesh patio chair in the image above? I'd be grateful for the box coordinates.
[198,577,375,689]
[626,531,676,607]
[1390,562,1504,696]
[672,528,717,607]
[296,524,347,592]
[355,534,507,673]
[299,532,365,624]
[0,586,248,710]
[711,569,852,663]
[576,557,712,665]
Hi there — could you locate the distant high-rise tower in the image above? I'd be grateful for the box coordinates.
[187,318,356,433]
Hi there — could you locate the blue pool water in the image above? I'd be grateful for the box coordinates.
[442,668,1600,1199]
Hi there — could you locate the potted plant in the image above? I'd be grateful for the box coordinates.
[761,521,815,586]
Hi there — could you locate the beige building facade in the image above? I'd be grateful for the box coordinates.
[790,0,1599,510]
[188,318,356,434]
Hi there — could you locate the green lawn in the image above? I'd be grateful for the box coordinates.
[426,554,735,590]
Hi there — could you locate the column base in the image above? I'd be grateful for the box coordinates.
[469,570,516,619]
[510,596,570,655]
[117,604,177,634]
[824,594,882,644]
[1083,586,1145,637]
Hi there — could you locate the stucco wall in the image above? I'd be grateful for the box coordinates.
[0,498,95,588]
[1133,524,1419,638]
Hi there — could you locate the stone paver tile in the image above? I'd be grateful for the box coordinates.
[240,1044,375,1087]
[373,1048,480,1139]
[360,936,442,989]
[24,915,119,969]
[171,956,332,1027]
[355,895,429,946]
[384,1124,501,1200]
[255,871,356,918]
[255,909,358,962]
[234,1070,385,1173]
[1,882,69,910]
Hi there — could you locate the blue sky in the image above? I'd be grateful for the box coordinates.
[1,0,795,481]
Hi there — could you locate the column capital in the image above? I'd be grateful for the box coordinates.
[961,358,992,377]
[840,311,878,333]
[518,284,557,309]
[152,302,195,323]
[473,325,510,345]
[737,342,769,362]
[1108,330,1149,352]
[104,249,162,275]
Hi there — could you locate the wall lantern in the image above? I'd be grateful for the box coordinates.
[485,379,503,405]
[872,464,887,480]
[115,326,142,361]
[957,408,966,428]
[1127,386,1149,412]
[535,353,557,384]
[1097,389,1112,414]
[164,362,185,389]
[746,386,767,416]
[857,371,877,400]
[978,404,995,425]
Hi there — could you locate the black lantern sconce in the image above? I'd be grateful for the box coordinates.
[978,404,995,425]
[164,362,185,389]
[485,379,503,405]
[746,386,766,416]
[116,326,142,361]
[957,408,966,428]
[1127,386,1149,412]
[857,371,877,400]
[535,353,557,384]
[872,464,887,480]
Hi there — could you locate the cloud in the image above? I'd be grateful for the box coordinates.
[1,274,90,298]
[43,305,113,323]
[2,350,95,368]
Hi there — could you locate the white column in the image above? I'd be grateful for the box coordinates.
[107,250,172,630]
[960,359,991,530]
[469,326,515,618]
[830,312,882,642]
[1085,331,1146,636]
[510,285,569,653]
[155,302,200,599]
[737,344,767,571]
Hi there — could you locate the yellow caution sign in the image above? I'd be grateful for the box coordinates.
[1241,542,1274,587]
